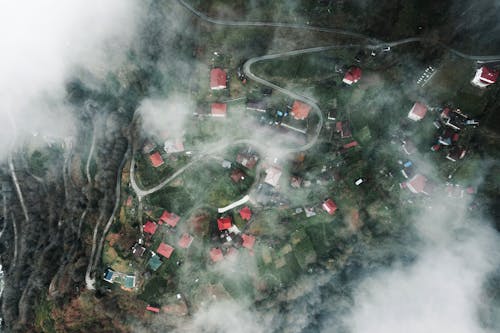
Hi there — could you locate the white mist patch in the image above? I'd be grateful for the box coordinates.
[138,95,194,139]
[343,201,500,333]
[0,0,140,158]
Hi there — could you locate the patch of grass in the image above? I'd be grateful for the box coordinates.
[34,292,56,333]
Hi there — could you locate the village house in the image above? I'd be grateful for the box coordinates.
[241,234,256,250]
[164,138,185,154]
[178,233,193,249]
[246,101,267,113]
[230,169,245,183]
[343,141,358,149]
[142,140,156,154]
[146,306,160,313]
[211,103,227,117]
[406,174,430,195]
[446,146,467,162]
[132,243,146,258]
[159,210,180,227]
[290,176,303,188]
[157,242,174,259]
[236,149,259,169]
[148,254,162,271]
[441,108,468,131]
[322,198,338,215]
[210,67,227,90]
[343,66,362,85]
[264,165,282,187]
[217,216,232,231]
[239,206,252,221]
[209,248,224,262]
[143,221,158,235]
[471,66,499,88]
[291,100,312,120]
[149,152,164,168]
[408,102,428,121]
[402,139,417,155]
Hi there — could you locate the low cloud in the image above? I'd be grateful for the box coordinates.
[340,199,500,333]
[0,0,141,158]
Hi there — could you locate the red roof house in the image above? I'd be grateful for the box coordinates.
[146,306,160,313]
[143,221,158,235]
[239,206,252,221]
[178,233,193,249]
[407,174,429,194]
[343,141,358,149]
[291,100,312,120]
[471,66,499,88]
[157,242,174,259]
[217,217,232,231]
[160,210,180,227]
[322,199,337,215]
[210,68,227,90]
[149,152,164,168]
[209,248,224,262]
[343,66,362,85]
[241,234,256,249]
[211,103,227,117]
[408,102,428,121]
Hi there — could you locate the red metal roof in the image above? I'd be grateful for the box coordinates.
[217,217,232,231]
[409,102,428,119]
[239,206,252,220]
[160,210,180,227]
[146,306,160,313]
[479,66,499,84]
[291,100,311,120]
[322,199,337,215]
[211,103,227,117]
[157,242,174,259]
[209,248,224,262]
[178,233,193,249]
[343,141,358,149]
[407,174,427,194]
[210,68,227,89]
[343,66,362,84]
[149,152,164,168]
[143,221,157,235]
[241,234,256,249]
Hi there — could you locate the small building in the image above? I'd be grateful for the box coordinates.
[290,176,303,188]
[241,234,256,249]
[148,254,162,271]
[142,141,156,154]
[160,210,180,227]
[236,151,259,169]
[146,306,160,313]
[246,101,267,113]
[442,109,468,131]
[446,147,467,162]
[149,152,164,168]
[178,233,193,249]
[209,248,224,262]
[230,169,245,183]
[211,103,227,117]
[408,102,428,121]
[132,243,146,258]
[471,66,499,88]
[343,66,362,85]
[157,242,174,259]
[322,198,337,215]
[210,68,227,90]
[264,166,282,187]
[143,221,158,235]
[402,140,417,155]
[291,100,312,120]
[336,121,352,138]
[343,141,358,149]
[164,139,185,154]
[407,174,429,195]
[239,206,252,221]
[103,268,115,283]
[217,217,232,231]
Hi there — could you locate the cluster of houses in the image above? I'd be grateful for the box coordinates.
[210,68,228,117]
[399,65,498,197]
[144,135,186,169]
